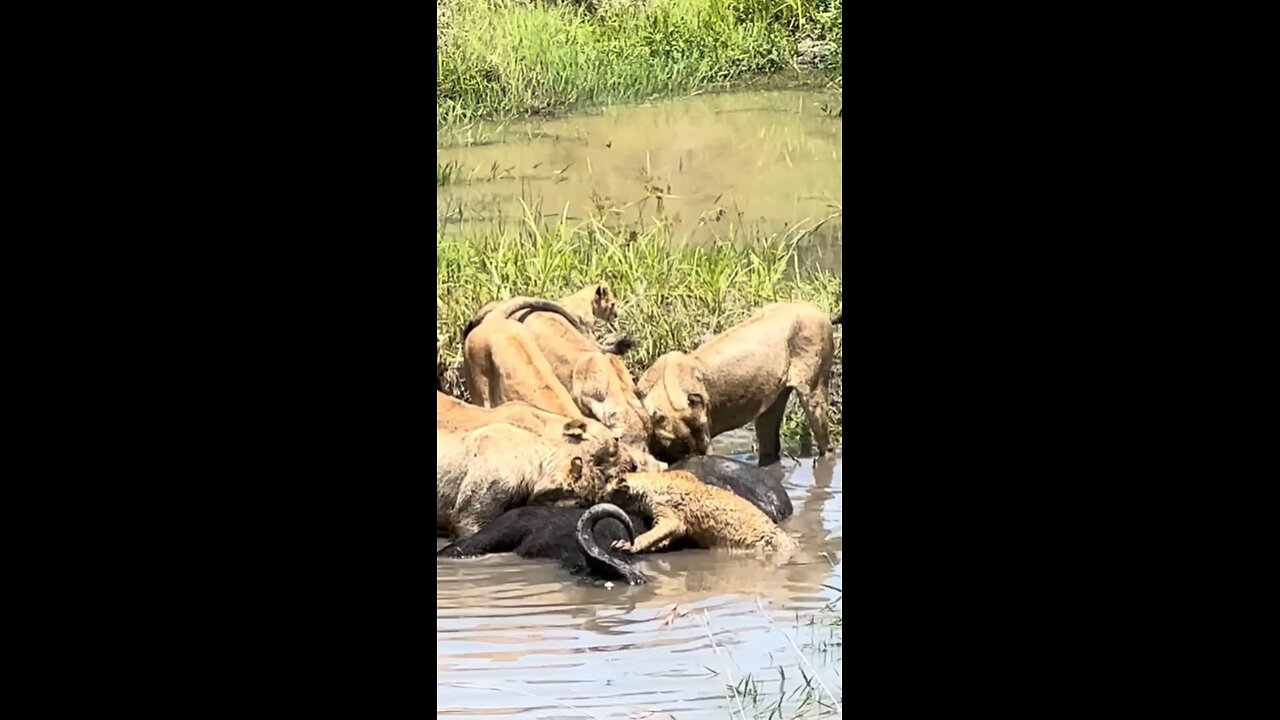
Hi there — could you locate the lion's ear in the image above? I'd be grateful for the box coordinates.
[688,393,705,408]
[563,420,587,440]
[595,283,609,299]
[650,410,667,427]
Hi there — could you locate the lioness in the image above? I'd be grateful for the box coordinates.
[436,391,665,472]
[609,471,799,563]
[568,353,650,448]
[461,285,645,445]
[437,421,634,538]
[461,299,587,416]
[638,302,841,466]
[438,391,584,439]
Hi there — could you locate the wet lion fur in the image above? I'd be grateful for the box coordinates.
[614,470,799,562]
[437,390,599,442]
[669,455,792,523]
[436,421,635,539]
[436,391,665,473]
[638,302,838,467]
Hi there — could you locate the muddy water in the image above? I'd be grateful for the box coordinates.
[436,90,843,273]
[436,444,843,719]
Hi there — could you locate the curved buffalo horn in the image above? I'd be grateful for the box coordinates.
[576,503,643,584]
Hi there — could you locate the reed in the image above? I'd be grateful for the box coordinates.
[436,0,843,125]
[436,210,843,450]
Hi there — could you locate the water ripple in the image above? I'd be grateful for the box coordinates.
[438,453,843,718]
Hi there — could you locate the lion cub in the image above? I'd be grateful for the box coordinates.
[464,282,620,341]
[555,282,618,328]
[612,471,798,563]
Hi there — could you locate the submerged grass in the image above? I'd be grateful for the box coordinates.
[437,159,462,186]
[436,210,843,450]
[437,0,843,124]
[704,601,842,718]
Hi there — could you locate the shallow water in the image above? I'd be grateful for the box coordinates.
[436,445,843,719]
[436,89,843,274]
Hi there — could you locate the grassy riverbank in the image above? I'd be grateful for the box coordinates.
[437,0,843,124]
[436,217,843,451]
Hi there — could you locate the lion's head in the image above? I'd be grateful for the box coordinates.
[589,282,618,323]
[637,352,712,463]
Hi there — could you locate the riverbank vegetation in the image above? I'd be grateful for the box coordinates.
[436,212,843,451]
[437,0,843,124]
[715,600,842,717]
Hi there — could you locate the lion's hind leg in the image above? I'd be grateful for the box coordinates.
[787,329,835,457]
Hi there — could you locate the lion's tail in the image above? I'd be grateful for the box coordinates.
[461,298,589,342]
[600,334,637,356]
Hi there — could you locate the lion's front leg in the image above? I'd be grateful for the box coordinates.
[796,387,831,457]
[624,513,685,553]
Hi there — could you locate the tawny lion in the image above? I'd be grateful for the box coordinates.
[436,390,665,472]
[460,298,589,416]
[508,306,647,448]
[462,286,648,447]
[437,421,633,539]
[638,302,841,466]
[610,470,798,563]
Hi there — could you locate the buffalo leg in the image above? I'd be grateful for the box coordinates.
[438,520,527,558]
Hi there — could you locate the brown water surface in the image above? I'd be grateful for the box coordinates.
[436,439,843,719]
[436,90,843,273]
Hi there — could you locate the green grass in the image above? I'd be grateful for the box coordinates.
[436,208,843,452]
[709,601,842,718]
[437,159,462,186]
[437,0,843,125]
